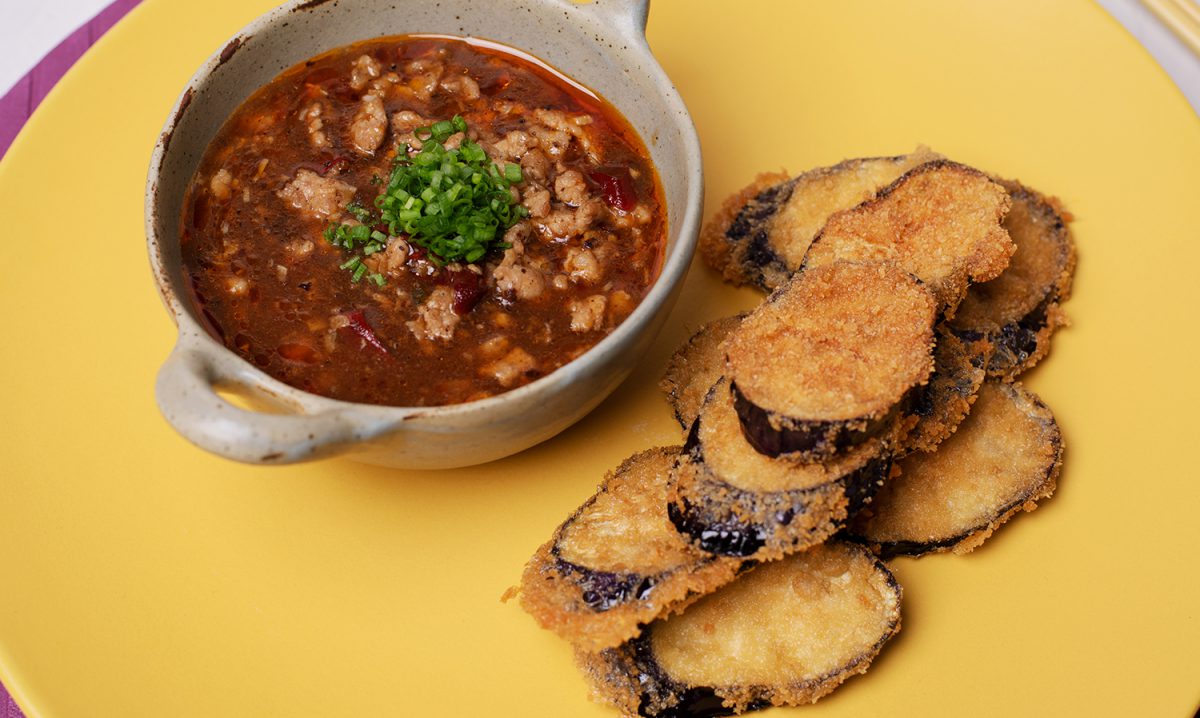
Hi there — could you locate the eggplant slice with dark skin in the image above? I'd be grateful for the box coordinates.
[660,315,745,431]
[801,159,1014,315]
[724,261,936,461]
[949,179,1076,380]
[897,326,992,455]
[848,381,1062,557]
[518,447,748,653]
[579,541,903,717]
[668,379,894,561]
[699,149,939,291]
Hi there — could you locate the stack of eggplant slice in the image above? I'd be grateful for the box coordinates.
[515,150,1074,717]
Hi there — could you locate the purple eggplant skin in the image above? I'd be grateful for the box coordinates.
[623,634,770,718]
[848,454,1054,559]
[951,180,1075,380]
[583,553,902,717]
[847,381,1063,558]
[980,295,1054,379]
[547,554,658,613]
[731,381,914,461]
[722,178,799,292]
[668,421,892,559]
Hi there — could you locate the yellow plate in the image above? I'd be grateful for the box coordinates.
[1,0,1198,715]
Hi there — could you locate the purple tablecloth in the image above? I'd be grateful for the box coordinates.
[0,0,141,161]
[0,3,140,714]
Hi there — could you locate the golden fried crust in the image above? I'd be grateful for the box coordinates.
[698,148,943,292]
[898,328,992,455]
[767,148,941,275]
[950,179,1077,379]
[850,381,1062,556]
[664,378,897,562]
[699,171,791,286]
[727,261,936,422]
[517,447,746,653]
[578,542,903,716]
[803,160,1015,314]
[694,379,888,495]
[659,315,745,431]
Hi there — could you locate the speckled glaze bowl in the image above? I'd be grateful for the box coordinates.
[147,0,702,469]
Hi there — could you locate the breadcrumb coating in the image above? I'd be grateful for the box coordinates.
[850,381,1062,556]
[578,541,902,716]
[803,160,1015,314]
[517,447,747,653]
[659,315,744,431]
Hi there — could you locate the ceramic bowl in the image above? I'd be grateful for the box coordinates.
[146,0,702,469]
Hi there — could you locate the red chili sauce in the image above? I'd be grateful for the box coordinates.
[181,36,665,406]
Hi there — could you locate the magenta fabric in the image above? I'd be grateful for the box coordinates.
[0,2,143,711]
[0,0,142,161]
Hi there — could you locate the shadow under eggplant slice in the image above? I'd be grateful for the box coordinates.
[949,179,1076,380]
[725,261,936,461]
[660,314,745,432]
[668,379,894,561]
[897,326,992,455]
[579,541,902,717]
[699,149,939,291]
[801,160,1015,315]
[517,447,748,653]
[848,381,1062,557]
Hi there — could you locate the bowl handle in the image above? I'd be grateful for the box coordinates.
[155,334,367,464]
[567,0,650,35]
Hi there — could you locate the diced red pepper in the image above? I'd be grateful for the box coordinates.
[589,168,637,212]
[320,155,351,176]
[341,310,390,355]
[448,268,485,315]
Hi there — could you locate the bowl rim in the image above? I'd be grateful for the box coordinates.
[145,0,703,427]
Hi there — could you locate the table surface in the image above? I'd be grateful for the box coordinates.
[2,1,1199,717]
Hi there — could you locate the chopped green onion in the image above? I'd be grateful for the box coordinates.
[324,115,527,269]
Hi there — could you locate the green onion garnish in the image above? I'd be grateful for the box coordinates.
[322,115,526,279]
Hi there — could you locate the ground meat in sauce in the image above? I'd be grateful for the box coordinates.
[180,36,665,407]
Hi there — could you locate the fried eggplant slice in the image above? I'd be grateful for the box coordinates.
[668,379,893,561]
[725,261,936,460]
[898,327,992,455]
[699,149,939,291]
[700,170,793,289]
[802,160,1015,313]
[518,447,747,652]
[660,315,745,431]
[849,381,1062,557]
[949,180,1076,379]
[579,541,903,717]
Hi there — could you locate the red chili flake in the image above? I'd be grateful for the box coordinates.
[320,155,351,176]
[589,168,637,212]
[448,268,485,315]
[341,310,389,355]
